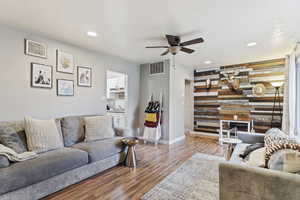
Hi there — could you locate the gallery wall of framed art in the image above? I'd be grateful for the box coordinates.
[25,40,93,97]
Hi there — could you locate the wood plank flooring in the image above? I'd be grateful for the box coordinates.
[44,137,225,200]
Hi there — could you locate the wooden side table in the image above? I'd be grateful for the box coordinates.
[122,138,139,168]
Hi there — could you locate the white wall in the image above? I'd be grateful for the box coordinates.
[169,60,193,142]
[0,25,140,133]
[139,60,170,141]
[139,59,193,144]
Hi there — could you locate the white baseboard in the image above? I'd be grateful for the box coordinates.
[159,135,186,145]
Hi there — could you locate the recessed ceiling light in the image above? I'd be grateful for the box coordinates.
[247,42,257,47]
[87,31,98,37]
[204,60,212,64]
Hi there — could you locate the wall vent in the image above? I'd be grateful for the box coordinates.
[149,62,164,75]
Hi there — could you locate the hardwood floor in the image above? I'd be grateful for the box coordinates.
[44,137,225,200]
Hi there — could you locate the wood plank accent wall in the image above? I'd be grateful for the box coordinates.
[194,58,285,134]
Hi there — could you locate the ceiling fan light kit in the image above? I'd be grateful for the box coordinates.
[146,34,204,56]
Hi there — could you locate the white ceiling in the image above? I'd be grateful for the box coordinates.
[0,0,300,68]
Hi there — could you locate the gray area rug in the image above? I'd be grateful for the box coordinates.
[141,153,224,200]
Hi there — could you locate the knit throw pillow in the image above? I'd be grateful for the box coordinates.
[24,117,63,153]
[265,138,300,166]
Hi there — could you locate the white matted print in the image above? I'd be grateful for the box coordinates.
[25,39,47,58]
[56,50,74,74]
[77,66,92,87]
[31,63,52,89]
[57,79,74,96]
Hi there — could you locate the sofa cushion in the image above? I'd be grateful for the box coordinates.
[268,149,300,173]
[72,137,125,163]
[245,147,266,167]
[61,116,85,147]
[230,143,250,164]
[0,155,9,168]
[239,143,265,159]
[0,148,88,195]
[0,125,28,153]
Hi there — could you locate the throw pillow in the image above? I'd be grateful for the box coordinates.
[239,143,264,159]
[265,138,300,166]
[245,147,266,167]
[61,116,85,146]
[268,149,300,173]
[264,128,287,148]
[0,125,28,153]
[0,155,10,168]
[24,117,63,153]
[84,115,115,142]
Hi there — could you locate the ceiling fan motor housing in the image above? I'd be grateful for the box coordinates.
[169,46,180,55]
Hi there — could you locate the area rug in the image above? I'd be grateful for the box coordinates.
[141,153,224,200]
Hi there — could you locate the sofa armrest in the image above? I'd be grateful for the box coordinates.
[237,132,265,144]
[114,128,131,137]
[219,162,300,200]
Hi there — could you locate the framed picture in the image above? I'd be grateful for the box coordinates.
[56,50,74,74]
[77,66,92,87]
[57,79,74,96]
[31,63,52,89]
[25,39,47,58]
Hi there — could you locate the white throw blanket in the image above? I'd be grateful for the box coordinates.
[0,144,38,162]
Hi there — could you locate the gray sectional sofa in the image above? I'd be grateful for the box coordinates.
[219,133,300,200]
[0,115,130,200]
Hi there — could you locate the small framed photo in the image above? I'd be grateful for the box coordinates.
[56,50,74,74]
[77,66,92,87]
[31,63,52,89]
[25,39,47,58]
[57,79,74,96]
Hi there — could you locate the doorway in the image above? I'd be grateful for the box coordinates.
[184,79,193,133]
[106,70,128,128]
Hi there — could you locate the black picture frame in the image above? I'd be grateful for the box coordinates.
[30,63,53,89]
[25,39,47,59]
[77,66,92,87]
[56,79,74,96]
[56,49,74,74]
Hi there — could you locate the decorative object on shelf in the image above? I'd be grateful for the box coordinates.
[25,39,47,58]
[56,50,74,74]
[233,115,238,120]
[30,63,52,89]
[57,79,74,96]
[222,70,242,92]
[77,66,92,87]
[253,83,266,97]
[205,78,211,90]
[270,82,284,128]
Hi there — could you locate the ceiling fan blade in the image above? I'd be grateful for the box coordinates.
[146,46,169,48]
[161,49,169,56]
[180,37,204,46]
[166,35,180,46]
[180,47,195,54]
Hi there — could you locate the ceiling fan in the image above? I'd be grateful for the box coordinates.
[146,35,204,56]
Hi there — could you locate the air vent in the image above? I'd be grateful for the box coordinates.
[149,62,164,75]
